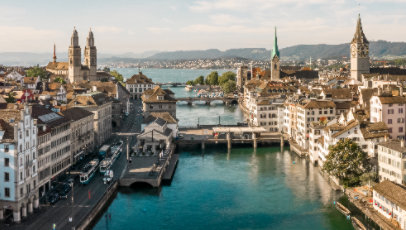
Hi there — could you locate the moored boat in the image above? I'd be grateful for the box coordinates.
[335,202,351,216]
[351,217,367,230]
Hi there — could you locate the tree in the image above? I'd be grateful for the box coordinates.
[103,67,111,72]
[205,71,218,85]
[5,92,16,103]
[186,80,194,86]
[110,70,124,82]
[26,66,48,80]
[221,80,236,94]
[193,76,205,85]
[218,71,236,85]
[53,77,66,84]
[323,138,371,187]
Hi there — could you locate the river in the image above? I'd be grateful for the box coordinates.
[94,68,354,229]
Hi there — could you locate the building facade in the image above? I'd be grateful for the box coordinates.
[126,72,155,100]
[377,140,406,185]
[0,105,39,222]
[142,86,177,119]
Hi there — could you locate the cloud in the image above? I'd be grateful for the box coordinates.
[209,14,247,25]
[94,26,124,33]
[147,27,171,34]
[181,24,269,34]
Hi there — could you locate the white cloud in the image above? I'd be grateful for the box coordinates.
[181,24,269,33]
[209,14,247,25]
[147,27,171,34]
[94,26,124,33]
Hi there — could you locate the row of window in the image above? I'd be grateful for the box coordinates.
[387,127,403,133]
[387,118,405,124]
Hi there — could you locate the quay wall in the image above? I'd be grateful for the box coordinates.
[77,180,119,230]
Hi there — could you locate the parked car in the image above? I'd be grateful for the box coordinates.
[56,183,71,199]
[47,192,60,205]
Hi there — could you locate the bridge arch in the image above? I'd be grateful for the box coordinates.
[130,181,155,188]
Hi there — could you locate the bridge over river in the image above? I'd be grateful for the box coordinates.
[176,96,238,105]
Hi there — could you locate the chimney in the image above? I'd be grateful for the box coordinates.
[401,139,405,148]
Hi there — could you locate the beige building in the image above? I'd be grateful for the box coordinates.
[62,107,94,164]
[32,105,71,199]
[126,72,154,99]
[142,86,176,119]
[377,140,406,185]
[0,105,39,222]
[68,92,112,147]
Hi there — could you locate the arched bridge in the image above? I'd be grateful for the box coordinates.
[176,96,238,105]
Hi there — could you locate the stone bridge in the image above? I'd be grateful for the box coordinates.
[176,96,238,105]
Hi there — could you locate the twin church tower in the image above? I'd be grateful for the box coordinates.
[68,28,97,83]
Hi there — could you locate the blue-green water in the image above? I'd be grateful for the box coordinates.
[115,68,244,126]
[93,147,353,230]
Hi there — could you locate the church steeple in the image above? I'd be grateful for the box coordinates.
[53,43,57,63]
[352,14,369,44]
[87,28,94,47]
[71,27,79,47]
[271,27,280,58]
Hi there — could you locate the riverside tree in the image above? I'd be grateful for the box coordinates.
[193,76,204,85]
[323,138,371,187]
[221,80,236,94]
[110,70,124,82]
[218,71,236,85]
[205,71,218,85]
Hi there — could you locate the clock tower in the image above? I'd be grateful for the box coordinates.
[350,14,370,82]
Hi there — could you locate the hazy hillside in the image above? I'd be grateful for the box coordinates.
[1,40,406,66]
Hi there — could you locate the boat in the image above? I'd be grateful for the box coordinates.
[335,202,351,216]
[351,217,367,230]
[80,159,99,185]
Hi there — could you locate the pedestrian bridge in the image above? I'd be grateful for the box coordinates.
[176,96,238,105]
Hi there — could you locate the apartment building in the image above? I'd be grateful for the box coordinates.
[142,86,176,119]
[373,180,406,230]
[32,105,71,198]
[0,105,39,222]
[68,92,112,147]
[296,100,336,150]
[370,94,406,140]
[126,72,154,100]
[377,140,406,185]
[61,107,95,164]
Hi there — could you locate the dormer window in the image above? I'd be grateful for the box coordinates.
[157,96,164,100]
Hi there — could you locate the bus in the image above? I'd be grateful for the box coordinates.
[99,145,111,158]
[80,159,99,185]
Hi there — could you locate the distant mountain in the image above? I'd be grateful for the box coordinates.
[146,40,406,61]
[1,40,406,66]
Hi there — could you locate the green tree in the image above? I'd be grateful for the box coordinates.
[193,76,205,85]
[5,92,16,103]
[218,71,236,85]
[103,67,111,72]
[323,139,371,187]
[186,80,195,86]
[110,70,124,82]
[26,66,48,80]
[205,71,219,85]
[53,77,66,84]
[221,80,236,94]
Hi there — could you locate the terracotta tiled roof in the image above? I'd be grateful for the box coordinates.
[361,122,387,139]
[145,112,177,124]
[302,100,336,109]
[46,62,68,70]
[62,107,94,121]
[126,72,153,84]
[374,180,406,210]
[23,77,38,84]
[378,96,406,104]
[0,109,21,140]
[141,86,176,103]
[378,140,406,154]
[331,120,359,138]
[68,92,112,107]
[323,88,353,100]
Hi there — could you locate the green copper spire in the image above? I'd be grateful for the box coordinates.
[271,27,280,59]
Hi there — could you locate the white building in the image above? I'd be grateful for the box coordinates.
[373,180,406,230]
[0,105,39,223]
[377,140,406,185]
[126,72,154,100]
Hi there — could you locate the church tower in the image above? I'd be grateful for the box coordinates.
[84,29,97,81]
[68,28,82,83]
[271,27,280,81]
[350,14,370,82]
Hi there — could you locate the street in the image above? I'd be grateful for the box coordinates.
[2,99,143,230]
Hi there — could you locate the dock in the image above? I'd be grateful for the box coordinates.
[119,149,177,188]
[163,154,179,181]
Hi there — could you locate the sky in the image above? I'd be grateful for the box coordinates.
[0,0,405,54]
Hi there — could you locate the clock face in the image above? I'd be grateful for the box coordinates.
[351,44,357,57]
